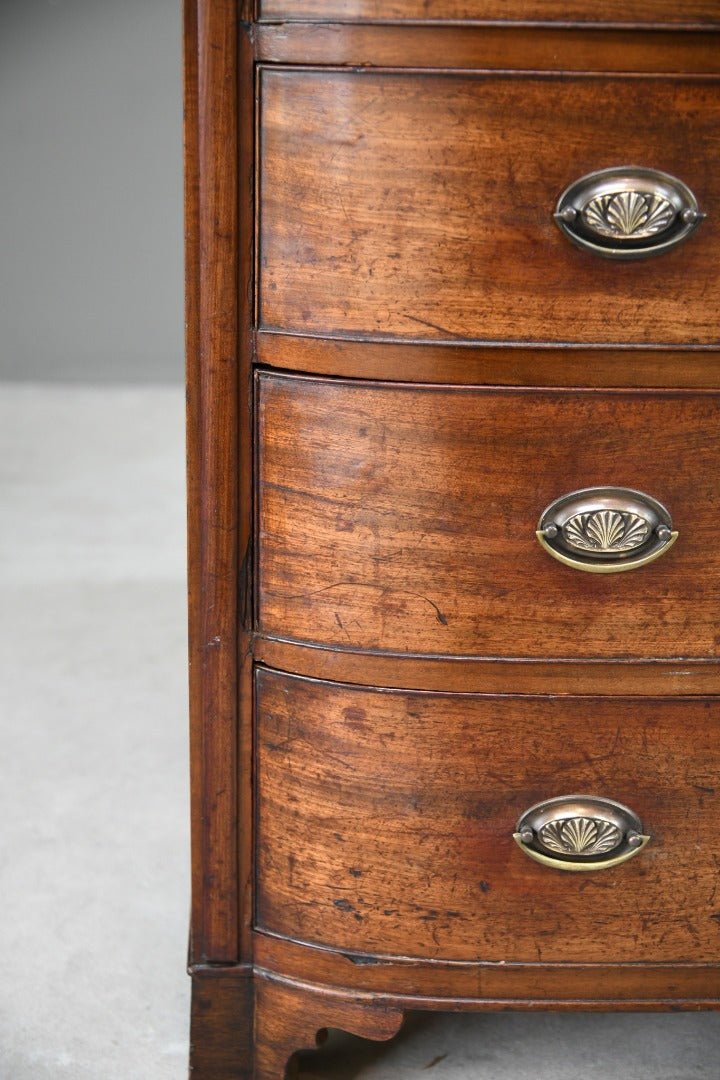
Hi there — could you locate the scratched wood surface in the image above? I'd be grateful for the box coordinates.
[189,3,720,1072]
[254,934,720,1006]
[253,639,720,697]
[255,669,720,964]
[258,70,719,346]
[257,373,720,660]
[258,0,720,23]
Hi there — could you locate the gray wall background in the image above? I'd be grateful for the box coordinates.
[0,0,184,382]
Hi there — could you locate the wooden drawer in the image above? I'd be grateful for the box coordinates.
[256,669,720,964]
[258,1,720,25]
[257,372,720,660]
[258,69,719,347]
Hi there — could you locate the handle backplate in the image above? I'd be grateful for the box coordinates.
[555,166,704,259]
[537,486,677,573]
[514,795,651,872]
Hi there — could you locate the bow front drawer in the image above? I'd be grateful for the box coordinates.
[256,371,720,660]
[256,669,720,965]
[258,68,719,347]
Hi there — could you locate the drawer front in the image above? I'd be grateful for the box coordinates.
[257,373,720,660]
[259,1,720,24]
[256,670,720,963]
[258,70,718,346]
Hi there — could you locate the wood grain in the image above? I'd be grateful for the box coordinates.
[237,20,257,966]
[255,669,720,964]
[254,974,404,1080]
[257,373,720,661]
[187,5,720,1071]
[258,0,720,25]
[189,965,405,1080]
[188,955,719,1080]
[259,70,720,346]
[255,26,720,72]
[255,934,720,1007]
[254,638,720,696]
[190,966,253,1080]
[185,0,239,963]
[256,332,720,389]
[184,0,203,962]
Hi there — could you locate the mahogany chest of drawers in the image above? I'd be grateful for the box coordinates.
[184,3,720,1076]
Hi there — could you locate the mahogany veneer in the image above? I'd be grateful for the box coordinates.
[259,71,719,346]
[257,374,720,660]
[185,3,720,1077]
[258,1,720,22]
[256,670,720,965]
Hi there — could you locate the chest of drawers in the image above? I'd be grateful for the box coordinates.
[184,3,720,1076]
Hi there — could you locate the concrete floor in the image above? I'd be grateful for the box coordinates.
[1,384,718,1078]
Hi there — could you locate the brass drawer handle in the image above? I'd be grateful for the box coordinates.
[536,486,677,574]
[514,795,650,872]
[554,166,704,259]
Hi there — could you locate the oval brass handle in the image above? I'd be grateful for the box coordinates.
[555,166,705,259]
[514,795,651,872]
[536,486,677,573]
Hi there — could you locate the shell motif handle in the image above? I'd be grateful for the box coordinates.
[514,795,651,872]
[536,486,677,573]
[554,166,705,259]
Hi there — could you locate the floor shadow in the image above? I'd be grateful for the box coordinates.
[297,1012,444,1079]
[296,1009,720,1079]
